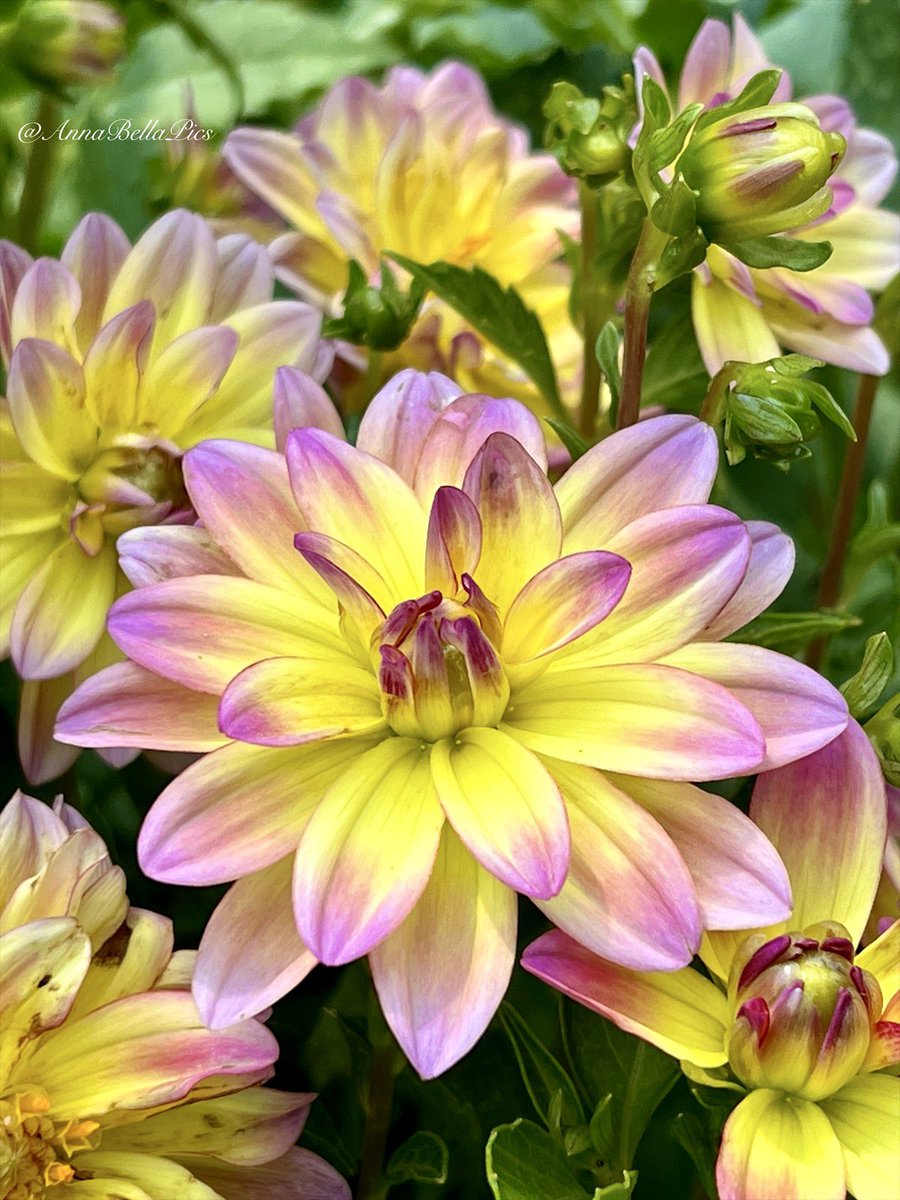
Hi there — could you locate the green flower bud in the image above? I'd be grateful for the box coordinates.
[679,103,845,243]
[321,260,425,351]
[10,0,124,88]
[543,81,633,183]
[727,923,881,1102]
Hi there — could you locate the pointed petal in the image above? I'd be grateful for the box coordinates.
[102,210,217,348]
[194,858,318,1029]
[139,324,238,435]
[716,1090,844,1200]
[294,532,386,648]
[502,551,631,663]
[767,305,891,376]
[535,762,701,969]
[800,207,900,291]
[462,431,561,613]
[424,486,482,596]
[56,661,227,752]
[692,269,780,375]
[209,233,275,321]
[522,929,729,1066]
[821,1073,900,1200]
[556,415,719,552]
[108,576,344,693]
[218,655,385,747]
[856,920,898,1004]
[11,539,117,679]
[750,721,886,945]
[273,365,344,451]
[61,212,131,349]
[293,737,445,964]
[371,826,516,1079]
[117,525,240,588]
[678,18,731,107]
[702,521,795,640]
[286,428,426,602]
[223,127,322,232]
[183,440,324,599]
[138,737,372,885]
[7,338,94,478]
[611,774,792,930]
[430,728,569,899]
[10,258,81,354]
[504,662,765,780]
[0,792,68,910]
[355,368,462,488]
[184,1148,351,1200]
[18,674,80,785]
[83,301,155,429]
[0,238,33,365]
[660,642,848,770]
[67,907,174,1021]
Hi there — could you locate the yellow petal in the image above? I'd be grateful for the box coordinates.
[856,919,899,1008]
[691,266,780,375]
[821,1074,900,1200]
[68,1153,219,1199]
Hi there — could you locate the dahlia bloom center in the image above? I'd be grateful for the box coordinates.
[0,1090,98,1196]
[376,583,510,741]
[727,922,881,1101]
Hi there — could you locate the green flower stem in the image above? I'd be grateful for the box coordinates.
[366,348,384,403]
[698,363,735,426]
[617,218,667,430]
[357,1039,401,1200]
[806,373,878,670]
[18,93,60,252]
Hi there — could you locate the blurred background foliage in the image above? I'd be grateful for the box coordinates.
[0,1,897,1197]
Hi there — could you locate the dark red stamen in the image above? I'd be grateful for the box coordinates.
[849,965,869,1003]
[738,934,792,992]
[738,997,770,1045]
[722,117,778,137]
[821,987,852,1053]
[821,937,855,962]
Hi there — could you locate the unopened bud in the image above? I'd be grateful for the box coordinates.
[10,0,124,88]
[727,923,881,1101]
[680,103,845,242]
[322,260,424,351]
[543,81,632,182]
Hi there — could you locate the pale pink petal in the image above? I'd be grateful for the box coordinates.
[660,642,848,770]
[371,827,517,1079]
[10,258,81,354]
[60,212,130,349]
[535,762,701,970]
[194,858,317,1029]
[557,415,719,552]
[355,368,463,485]
[273,365,344,451]
[293,737,445,965]
[55,662,227,752]
[223,127,322,232]
[185,1147,351,1200]
[611,774,792,930]
[679,19,732,107]
[840,127,897,206]
[117,526,240,588]
[209,234,275,321]
[766,307,891,376]
[0,239,33,365]
[702,520,794,640]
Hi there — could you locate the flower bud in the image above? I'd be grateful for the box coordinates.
[727,923,881,1101]
[679,103,845,242]
[10,0,124,89]
[322,261,425,351]
[543,81,632,182]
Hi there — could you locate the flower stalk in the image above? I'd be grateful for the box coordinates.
[617,219,667,429]
[18,94,60,252]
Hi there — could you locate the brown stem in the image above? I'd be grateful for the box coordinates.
[806,373,878,670]
[356,1041,399,1200]
[578,182,603,439]
[18,94,60,252]
[616,218,662,430]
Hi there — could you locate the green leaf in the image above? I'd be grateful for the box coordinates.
[655,228,708,288]
[386,1131,449,1186]
[594,1171,639,1199]
[646,103,703,174]
[671,1112,721,1200]
[769,354,825,377]
[410,5,557,75]
[729,610,862,651]
[546,418,591,463]
[640,314,707,411]
[724,237,833,273]
[388,255,564,416]
[650,177,699,238]
[640,77,671,135]
[564,1005,680,1171]
[840,632,894,720]
[595,321,622,411]
[486,1119,591,1200]
[804,380,856,441]
[694,68,783,131]
[499,1002,586,1132]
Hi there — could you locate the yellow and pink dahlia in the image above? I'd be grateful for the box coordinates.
[524,720,898,1200]
[221,62,581,408]
[0,209,323,783]
[634,15,900,374]
[57,373,847,1078]
[0,790,348,1199]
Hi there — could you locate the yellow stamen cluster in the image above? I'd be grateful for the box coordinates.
[0,1091,99,1198]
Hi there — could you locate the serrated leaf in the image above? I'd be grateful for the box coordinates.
[388,255,564,416]
[724,236,833,272]
[694,69,783,131]
[499,1002,586,1132]
[728,610,862,650]
[546,418,591,462]
[841,633,894,719]
[386,1131,449,1186]
[486,1119,592,1200]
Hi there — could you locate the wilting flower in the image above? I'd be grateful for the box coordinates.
[221,62,581,407]
[524,721,898,1200]
[0,209,323,782]
[6,0,124,89]
[635,15,900,373]
[0,790,349,1199]
[56,375,848,1079]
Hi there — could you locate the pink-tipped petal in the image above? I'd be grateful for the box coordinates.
[117,525,240,588]
[611,774,792,930]
[371,827,517,1079]
[294,532,386,648]
[430,728,570,899]
[557,415,719,553]
[7,339,93,479]
[194,857,317,1029]
[186,1147,351,1200]
[139,324,239,435]
[0,239,33,365]
[535,762,701,970]
[273,365,345,451]
[223,127,321,231]
[355,368,464,488]
[660,642,848,770]
[502,550,632,663]
[702,521,794,640]
[10,258,81,354]
[56,661,227,752]
[209,233,275,321]
[424,486,482,596]
[750,720,887,945]
[82,301,155,430]
[522,929,730,1066]
[61,212,130,349]
[678,18,732,107]
[293,738,445,965]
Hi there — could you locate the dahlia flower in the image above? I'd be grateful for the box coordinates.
[56,373,847,1079]
[221,61,581,408]
[634,14,900,374]
[524,721,897,1200]
[0,209,322,782]
[0,791,348,1199]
